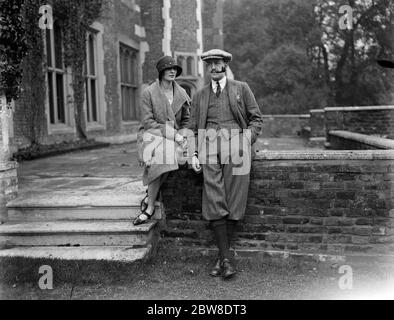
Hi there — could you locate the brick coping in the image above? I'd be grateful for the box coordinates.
[329,130,394,150]
[255,149,394,160]
[262,114,310,118]
[325,105,394,112]
[0,161,18,172]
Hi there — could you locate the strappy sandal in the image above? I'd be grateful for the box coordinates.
[140,190,148,212]
[133,208,155,226]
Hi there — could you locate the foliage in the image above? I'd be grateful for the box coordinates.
[51,0,105,139]
[0,0,28,102]
[224,0,394,114]
[18,0,47,144]
[1,0,105,142]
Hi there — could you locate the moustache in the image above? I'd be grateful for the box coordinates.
[211,66,227,74]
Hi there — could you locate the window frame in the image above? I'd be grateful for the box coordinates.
[45,21,73,132]
[84,28,100,125]
[119,42,140,122]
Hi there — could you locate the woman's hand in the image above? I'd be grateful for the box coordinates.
[175,133,188,150]
[191,155,201,173]
[175,133,184,144]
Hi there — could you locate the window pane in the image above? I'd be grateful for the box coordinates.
[46,30,52,67]
[85,78,90,122]
[187,57,194,76]
[54,22,63,69]
[89,34,95,75]
[131,53,137,85]
[129,88,136,120]
[120,50,125,83]
[127,54,131,84]
[91,79,97,122]
[177,56,184,72]
[120,44,138,85]
[56,73,65,123]
[121,86,128,120]
[47,72,55,124]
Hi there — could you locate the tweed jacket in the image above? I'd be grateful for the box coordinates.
[189,78,263,151]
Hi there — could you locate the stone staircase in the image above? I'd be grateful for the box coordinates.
[0,195,163,263]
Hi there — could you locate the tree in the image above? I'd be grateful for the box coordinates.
[224,0,394,113]
[314,0,394,106]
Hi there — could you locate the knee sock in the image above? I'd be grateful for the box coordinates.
[227,219,238,249]
[210,218,230,261]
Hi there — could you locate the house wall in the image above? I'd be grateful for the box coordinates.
[11,0,223,151]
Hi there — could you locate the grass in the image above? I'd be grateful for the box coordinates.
[1,245,394,300]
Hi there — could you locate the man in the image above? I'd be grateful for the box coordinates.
[188,49,263,280]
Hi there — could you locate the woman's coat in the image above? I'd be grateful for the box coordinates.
[137,80,191,185]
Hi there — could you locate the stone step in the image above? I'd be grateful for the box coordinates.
[0,220,157,247]
[6,203,163,222]
[0,245,152,262]
[6,191,163,222]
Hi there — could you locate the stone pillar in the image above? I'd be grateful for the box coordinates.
[308,109,326,148]
[0,96,18,222]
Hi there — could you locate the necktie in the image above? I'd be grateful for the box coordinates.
[216,81,221,97]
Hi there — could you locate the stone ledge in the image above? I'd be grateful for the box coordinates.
[160,244,394,264]
[329,130,394,150]
[325,105,394,112]
[0,246,150,262]
[0,161,18,172]
[263,114,310,119]
[255,149,394,160]
[95,133,138,145]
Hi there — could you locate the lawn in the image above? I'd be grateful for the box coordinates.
[1,245,393,300]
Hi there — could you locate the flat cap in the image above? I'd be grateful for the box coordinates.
[201,49,232,62]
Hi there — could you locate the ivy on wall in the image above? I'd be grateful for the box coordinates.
[0,0,28,103]
[1,0,105,143]
[51,0,105,139]
[21,0,47,144]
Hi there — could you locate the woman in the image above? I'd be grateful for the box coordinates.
[134,56,191,225]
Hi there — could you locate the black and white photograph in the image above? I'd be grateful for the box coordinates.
[0,0,394,304]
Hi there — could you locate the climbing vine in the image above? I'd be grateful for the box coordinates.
[0,0,28,103]
[2,0,105,143]
[50,0,105,139]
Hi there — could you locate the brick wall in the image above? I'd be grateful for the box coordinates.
[100,0,142,135]
[202,0,224,51]
[325,106,394,139]
[171,0,199,52]
[0,162,18,222]
[161,151,394,256]
[141,0,165,83]
[261,115,310,138]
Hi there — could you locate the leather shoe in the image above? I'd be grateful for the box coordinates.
[209,258,222,277]
[221,258,236,279]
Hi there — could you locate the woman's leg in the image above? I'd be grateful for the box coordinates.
[143,172,170,218]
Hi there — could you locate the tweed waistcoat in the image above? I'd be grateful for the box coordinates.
[206,86,241,131]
